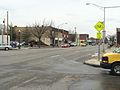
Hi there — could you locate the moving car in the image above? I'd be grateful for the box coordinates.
[100,48,120,75]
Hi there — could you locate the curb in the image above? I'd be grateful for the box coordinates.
[12,48,29,50]
[83,62,100,68]
[84,61,100,67]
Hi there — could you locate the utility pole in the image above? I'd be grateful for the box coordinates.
[75,27,77,45]
[2,18,5,44]
[2,20,4,44]
[75,27,76,40]
[10,22,12,41]
[18,30,21,49]
[7,11,9,45]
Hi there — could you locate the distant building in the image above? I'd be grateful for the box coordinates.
[79,34,89,46]
[68,34,89,46]
[13,26,69,46]
[79,34,89,40]
[68,34,76,42]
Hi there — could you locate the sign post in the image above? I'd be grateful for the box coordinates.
[94,21,104,61]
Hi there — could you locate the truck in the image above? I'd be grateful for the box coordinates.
[0,35,12,50]
[100,48,120,75]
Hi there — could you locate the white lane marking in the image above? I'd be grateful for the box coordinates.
[21,77,37,85]
[11,77,37,89]
[51,55,60,58]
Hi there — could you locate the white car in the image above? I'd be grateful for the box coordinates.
[70,42,77,47]
[0,45,12,51]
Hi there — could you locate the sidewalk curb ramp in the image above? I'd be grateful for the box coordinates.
[84,59,100,67]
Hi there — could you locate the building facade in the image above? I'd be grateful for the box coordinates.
[13,26,69,46]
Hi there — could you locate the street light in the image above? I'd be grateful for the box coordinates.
[86,3,120,52]
[57,23,68,47]
[18,30,21,49]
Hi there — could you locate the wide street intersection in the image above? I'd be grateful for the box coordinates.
[0,46,120,90]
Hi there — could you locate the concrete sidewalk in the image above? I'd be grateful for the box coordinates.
[84,47,115,67]
[84,58,100,67]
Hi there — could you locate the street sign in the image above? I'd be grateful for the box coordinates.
[96,32,102,39]
[94,21,104,31]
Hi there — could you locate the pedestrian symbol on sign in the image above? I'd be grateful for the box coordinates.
[96,31,102,39]
[94,21,104,31]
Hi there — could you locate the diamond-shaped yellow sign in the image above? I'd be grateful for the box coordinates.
[94,21,104,31]
[96,32,102,39]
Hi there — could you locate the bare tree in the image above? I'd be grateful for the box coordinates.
[30,20,52,48]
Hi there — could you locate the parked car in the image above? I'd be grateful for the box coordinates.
[10,41,25,48]
[80,40,87,46]
[20,41,25,46]
[0,35,12,50]
[70,42,77,47]
[100,48,120,75]
[91,43,96,46]
[61,43,70,48]
[0,45,12,51]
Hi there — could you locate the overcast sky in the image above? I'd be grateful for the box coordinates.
[0,0,120,37]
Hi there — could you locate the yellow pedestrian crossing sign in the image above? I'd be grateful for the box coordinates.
[97,32,102,39]
[94,21,104,31]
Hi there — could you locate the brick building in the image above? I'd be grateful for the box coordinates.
[13,26,69,46]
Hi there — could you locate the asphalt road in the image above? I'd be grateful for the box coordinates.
[0,46,120,90]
